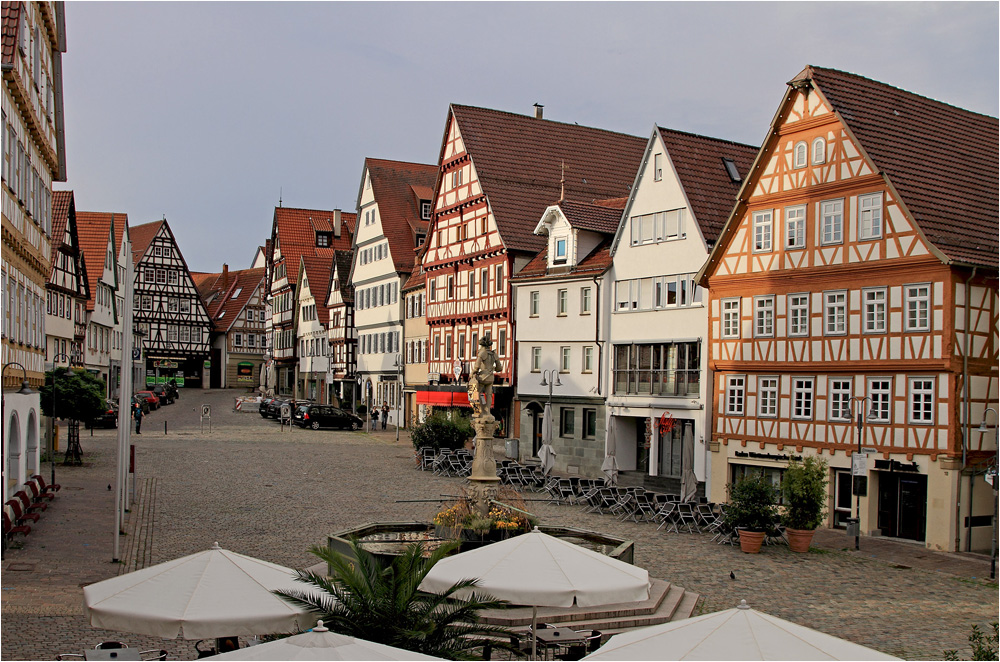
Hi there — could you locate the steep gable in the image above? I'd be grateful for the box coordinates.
[361,158,438,274]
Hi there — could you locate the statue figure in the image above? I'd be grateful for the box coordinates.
[468,337,502,418]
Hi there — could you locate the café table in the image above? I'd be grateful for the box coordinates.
[533,627,588,660]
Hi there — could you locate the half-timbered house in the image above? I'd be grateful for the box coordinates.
[76,211,121,393]
[605,128,757,496]
[131,220,212,389]
[420,104,646,434]
[295,254,335,402]
[326,250,356,407]
[352,158,436,426]
[698,66,999,551]
[196,265,267,389]
[266,207,354,397]
[47,190,88,367]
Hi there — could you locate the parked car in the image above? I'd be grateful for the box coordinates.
[135,391,160,410]
[151,384,174,405]
[292,404,363,431]
[165,380,179,400]
[86,400,119,429]
[131,394,150,415]
[259,396,285,419]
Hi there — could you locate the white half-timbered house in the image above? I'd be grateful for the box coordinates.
[76,211,121,393]
[698,66,999,551]
[326,250,356,407]
[352,158,436,426]
[131,220,212,389]
[420,104,646,434]
[606,128,757,496]
[47,190,88,368]
[295,254,334,402]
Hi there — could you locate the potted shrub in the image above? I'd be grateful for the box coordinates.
[780,456,829,553]
[724,475,779,553]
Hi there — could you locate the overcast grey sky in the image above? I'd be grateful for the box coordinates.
[59,1,999,273]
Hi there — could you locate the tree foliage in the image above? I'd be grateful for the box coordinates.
[275,539,514,659]
[724,475,779,533]
[38,368,106,423]
[944,623,999,660]
[410,411,473,452]
[780,456,829,530]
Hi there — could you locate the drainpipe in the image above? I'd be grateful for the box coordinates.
[958,267,976,552]
[592,275,602,396]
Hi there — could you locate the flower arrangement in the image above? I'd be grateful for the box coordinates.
[433,487,537,539]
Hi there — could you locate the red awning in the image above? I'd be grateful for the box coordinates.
[415,390,494,407]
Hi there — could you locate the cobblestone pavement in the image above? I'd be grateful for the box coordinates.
[2,389,996,660]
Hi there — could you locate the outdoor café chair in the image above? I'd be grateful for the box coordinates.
[95,642,128,649]
[676,502,700,533]
[556,478,577,504]
[635,492,660,523]
[655,501,678,532]
[139,650,168,660]
[418,447,436,471]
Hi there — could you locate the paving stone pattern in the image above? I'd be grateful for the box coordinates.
[2,389,996,660]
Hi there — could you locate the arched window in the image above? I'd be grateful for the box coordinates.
[812,137,826,164]
[793,141,808,168]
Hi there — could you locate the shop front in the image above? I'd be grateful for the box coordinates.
[874,459,927,542]
[414,385,510,437]
[145,357,206,388]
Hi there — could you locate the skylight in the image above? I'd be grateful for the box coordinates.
[722,158,742,183]
[231,287,243,299]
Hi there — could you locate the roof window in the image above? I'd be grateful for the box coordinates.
[722,158,742,183]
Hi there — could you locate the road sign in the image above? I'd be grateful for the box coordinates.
[201,404,211,418]
[861,446,878,455]
[453,361,462,378]
[852,453,867,477]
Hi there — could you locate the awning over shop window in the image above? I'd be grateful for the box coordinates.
[415,388,493,407]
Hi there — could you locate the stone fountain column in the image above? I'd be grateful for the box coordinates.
[467,412,501,516]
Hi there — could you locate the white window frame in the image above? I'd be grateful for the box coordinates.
[858,192,883,240]
[785,205,806,249]
[904,283,931,332]
[582,346,593,373]
[788,293,810,337]
[726,375,746,416]
[824,291,847,336]
[531,347,541,372]
[811,137,826,165]
[758,376,778,418]
[793,141,808,168]
[581,287,592,314]
[908,377,935,424]
[560,346,571,373]
[792,377,815,420]
[557,289,568,316]
[554,238,567,262]
[752,210,773,253]
[721,298,740,339]
[653,153,663,181]
[820,199,844,245]
[868,378,892,424]
[863,287,887,334]
[754,296,774,337]
[829,379,852,422]
[529,291,539,317]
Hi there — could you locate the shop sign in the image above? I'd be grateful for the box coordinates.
[873,459,920,473]
[734,451,803,462]
[236,361,254,383]
[153,360,178,369]
[203,360,211,369]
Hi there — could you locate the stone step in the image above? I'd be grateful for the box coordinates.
[540,584,688,633]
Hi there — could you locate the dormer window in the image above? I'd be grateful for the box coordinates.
[420,201,432,220]
[316,232,330,247]
[554,238,567,264]
[416,232,426,247]
[653,153,663,181]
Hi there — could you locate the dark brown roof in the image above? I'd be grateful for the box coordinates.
[50,190,72,263]
[300,254,335,327]
[658,128,758,245]
[512,239,614,281]
[447,105,647,254]
[2,2,20,68]
[364,158,438,274]
[804,66,999,268]
[557,200,623,235]
[330,250,354,304]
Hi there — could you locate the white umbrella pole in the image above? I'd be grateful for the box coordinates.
[531,605,538,660]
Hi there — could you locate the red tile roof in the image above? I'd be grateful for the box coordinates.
[364,158,438,274]
[446,105,647,254]
[50,190,72,264]
[299,254,335,329]
[271,207,356,289]
[801,66,998,268]
[657,128,758,245]
[512,239,614,281]
[402,268,425,292]
[557,200,623,235]
[197,267,266,332]
[2,2,20,68]
[129,220,163,264]
[76,211,123,311]
[331,250,354,304]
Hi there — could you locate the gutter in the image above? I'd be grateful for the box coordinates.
[958,266,976,552]
[593,275,602,396]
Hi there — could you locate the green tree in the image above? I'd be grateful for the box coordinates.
[38,367,106,423]
[780,456,829,530]
[944,623,998,661]
[410,411,473,452]
[275,540,514,659]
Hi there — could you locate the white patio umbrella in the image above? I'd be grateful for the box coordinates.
[680,423,697,503]
[538,404,556,476]
[582,600,900,661]
[420,528,649,659]
[601,420,618,486]
[208,620,443,660]
[83,543,321,640]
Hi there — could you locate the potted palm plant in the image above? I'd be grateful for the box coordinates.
[780,456,829,552]
[724,475,779,553]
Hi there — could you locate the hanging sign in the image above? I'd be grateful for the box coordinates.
[851,453,867,477]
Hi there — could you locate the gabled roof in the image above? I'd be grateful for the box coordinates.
[298,254,335,328]
[443,105,647,254]
[76,211,121,311]
[50,190,73,263]
[271,207,356,289]
[557,200,624,235]
[512,239,614,281]
[800,66,998,268]
[197,267,266,332]
[329,250,354,305]
[657,128,758,246]
[130,220,163,264]
[358,158,438,274]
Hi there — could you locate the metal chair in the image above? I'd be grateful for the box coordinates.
[655,501,678,531]
[140,650,169,661]
[676,502,700,533]
[95,642,128,650]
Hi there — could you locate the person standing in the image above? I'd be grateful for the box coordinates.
[370,407,378,431]
[133,401,144,435]
[381,402,389,430]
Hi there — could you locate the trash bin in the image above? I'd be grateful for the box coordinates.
[505,438,519,459]
[845,518,859,538]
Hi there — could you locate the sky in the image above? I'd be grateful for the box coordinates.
[59,2,999,274]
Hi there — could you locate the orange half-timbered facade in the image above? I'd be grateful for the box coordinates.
[699,66,998,551]
[420,104,645,432]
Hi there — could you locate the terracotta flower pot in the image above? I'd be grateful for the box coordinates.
[786,527,815,553]
[737,529,766,553]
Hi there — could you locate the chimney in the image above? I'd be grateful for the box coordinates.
[533,103,544,119]
[333,209,342,238]
[222,264,229,289]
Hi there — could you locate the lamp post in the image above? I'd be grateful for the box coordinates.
[848,396,876,551]
[978,407,998,579]
[539,369,561,458]
[2,361,34,394]
[393,353,402,443]
[48,353,71,488]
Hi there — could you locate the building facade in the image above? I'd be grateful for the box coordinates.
[699,66,998,551]
[75,211,120,393]
[197,265,267,389]
[47,189,87,368]
[402,268,428,426]
[1,1,66,389]
[131,220,212,389]
[325,250,356,408]
[295,255,334,402]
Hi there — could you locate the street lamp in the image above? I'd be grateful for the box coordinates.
[847,396,877,551]
[48,353,71,489]
[2,362,35,395]
[978,407,998,579]
[393,353,402,443]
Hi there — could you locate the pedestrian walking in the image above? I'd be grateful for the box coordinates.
[133,401,143,434]
[381,402,389,430]
[370,407,378,431]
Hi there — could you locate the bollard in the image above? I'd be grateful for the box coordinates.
[164,421,167,435]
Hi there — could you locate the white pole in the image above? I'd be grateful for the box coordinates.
[113,233,135,562]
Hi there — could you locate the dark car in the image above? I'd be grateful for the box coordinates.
[87,400,119,429]
[132,394,150,415]
[292,404,363,430]
[151,384,174,405]
[165,380,179,400]
[260,397,288,419]
[135,390,160,410]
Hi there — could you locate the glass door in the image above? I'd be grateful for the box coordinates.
[833,469,853,528]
